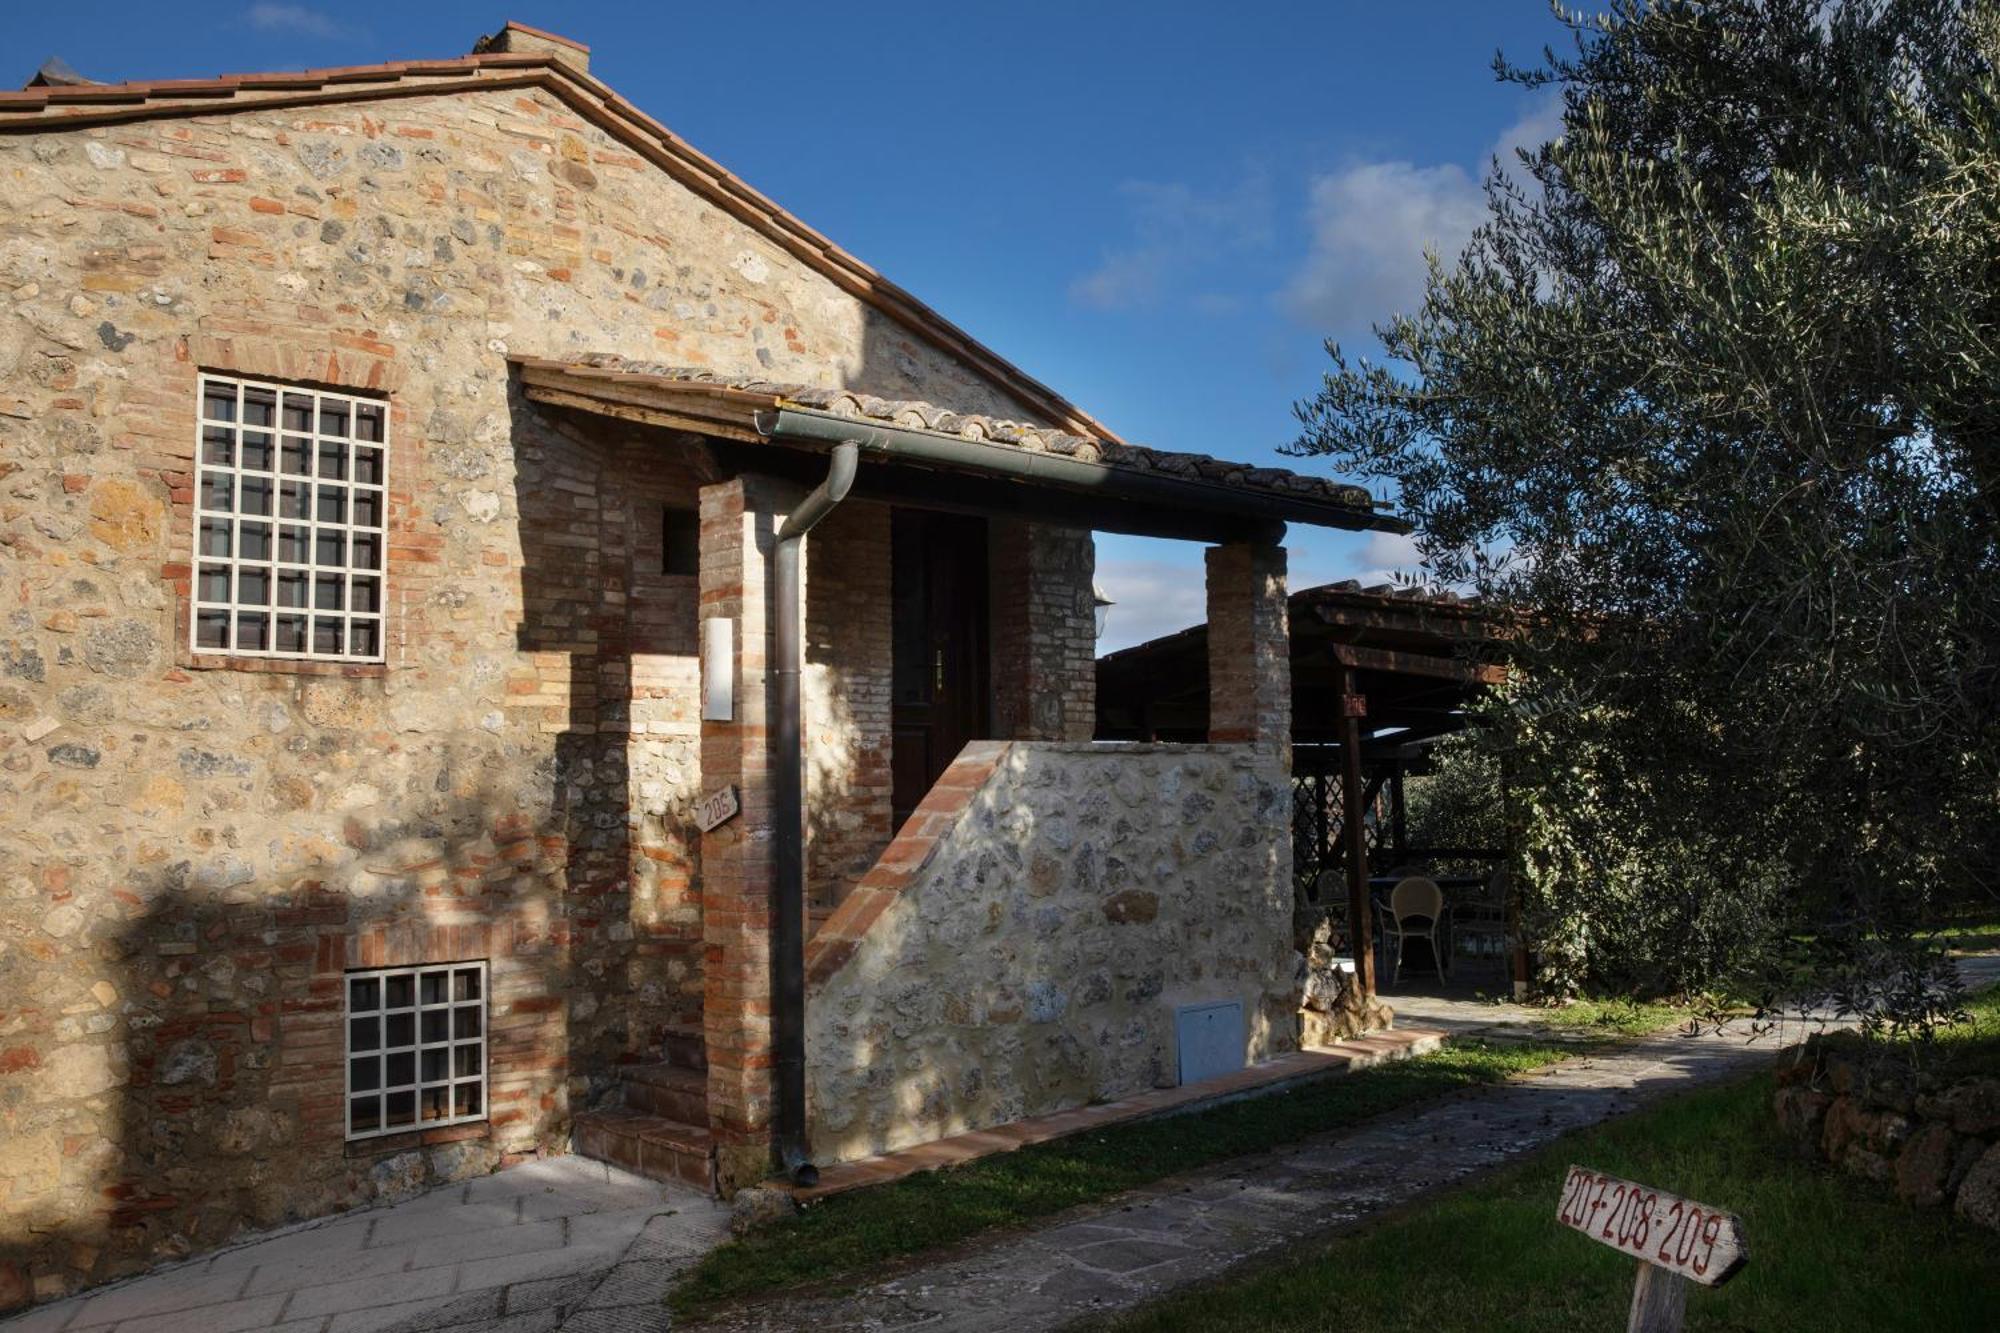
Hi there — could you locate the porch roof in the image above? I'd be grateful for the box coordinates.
[511,355,1405,541]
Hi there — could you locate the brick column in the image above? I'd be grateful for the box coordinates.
[990,521,1098,742]
[697,474,794,1191]
[1205,542,1289,758]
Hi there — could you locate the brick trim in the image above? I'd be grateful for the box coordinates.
[803,741,1010,989]
[187,333,404,395]
[162,337,411,678]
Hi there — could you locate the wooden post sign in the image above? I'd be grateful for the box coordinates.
[694,784,740,833]
[1556,1165,1747,1333]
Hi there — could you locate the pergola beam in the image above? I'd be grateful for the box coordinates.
[1328,642,1506,686]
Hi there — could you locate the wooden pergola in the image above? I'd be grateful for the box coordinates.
[1097,580,1515,997]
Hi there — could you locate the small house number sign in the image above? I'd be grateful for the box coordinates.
[694,785,740,833]
[1556,1165,1747,1332]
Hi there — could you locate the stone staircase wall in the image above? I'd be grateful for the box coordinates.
[803,740,1299,1164]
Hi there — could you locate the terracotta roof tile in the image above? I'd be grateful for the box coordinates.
[546,354,1381,516]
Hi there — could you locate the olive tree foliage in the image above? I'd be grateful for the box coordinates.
[1295,0,2000,1024]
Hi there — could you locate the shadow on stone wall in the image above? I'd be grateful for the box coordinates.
[0,755,583,1309]
[506,387,637,1112]
[1,392,656,1312]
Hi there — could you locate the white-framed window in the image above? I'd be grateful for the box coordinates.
[344,962,487,1140]
[192,373,388,662]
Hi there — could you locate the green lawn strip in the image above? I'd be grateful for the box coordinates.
[668,1038,1573,1317]
[1098,1022,2000,1332]
[1540,995,1705,1037]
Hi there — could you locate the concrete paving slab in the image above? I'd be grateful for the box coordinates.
[67,1266,252,1329]
[324,1292,469,1333]
[368,1201,530,1249]
[285,1265,460,1321]
[450,1246,618,1295]
[399,1219,568,1271]
[239,1241,414,1296]
[211,1218,375,1275]
[3,1156,724,1333]
[105,1291,291,1333]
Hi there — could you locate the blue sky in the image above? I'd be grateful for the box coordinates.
[15,2,1567,649]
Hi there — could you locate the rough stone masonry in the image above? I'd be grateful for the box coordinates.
[0,23,1300,1313]
[0,38,1092,1307]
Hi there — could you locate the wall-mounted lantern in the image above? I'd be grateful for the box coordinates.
[701,616,734,721]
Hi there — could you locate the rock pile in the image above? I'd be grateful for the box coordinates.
[1298,913,1394,1044]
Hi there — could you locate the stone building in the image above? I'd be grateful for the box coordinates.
[0,22,1400,1311]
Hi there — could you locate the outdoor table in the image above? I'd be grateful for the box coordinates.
[1368,874,1489,893]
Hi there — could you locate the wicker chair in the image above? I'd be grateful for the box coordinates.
[1378,876,1451,985]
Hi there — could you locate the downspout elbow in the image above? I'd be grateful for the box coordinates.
[778,441,859,542]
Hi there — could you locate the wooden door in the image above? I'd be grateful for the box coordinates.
[891,510,990,829]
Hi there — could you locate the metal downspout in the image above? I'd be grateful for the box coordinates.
[770,440,858,1185]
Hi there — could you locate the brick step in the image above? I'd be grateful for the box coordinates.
[573,1108,716,1194]
[659,1022,707,1072]
[621,1063,707,1123]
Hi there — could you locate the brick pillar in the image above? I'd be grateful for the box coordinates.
[1205,542,1289,758]
[990,521,1098,741]
[697,474,794,1192]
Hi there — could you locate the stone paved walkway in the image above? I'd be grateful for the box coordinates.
[697,954,2000,1333]
[1,1157,729,1333]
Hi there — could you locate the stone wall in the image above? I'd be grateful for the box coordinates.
[0,78,1059,1307]
[804,741,1299,1164]
[1773,1040,2000,1229]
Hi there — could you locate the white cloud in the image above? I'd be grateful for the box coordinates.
[1093,555,1213,653]
[1349,529,1426,586]
[246,4,344,38]
[1280,160,1487,331]
[1071,174,1272,312]
[1280,93,1561,333]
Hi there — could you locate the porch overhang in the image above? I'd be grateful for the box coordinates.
[511,355,1408,543]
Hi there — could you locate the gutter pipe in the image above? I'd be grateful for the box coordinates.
[769,440,857,1186]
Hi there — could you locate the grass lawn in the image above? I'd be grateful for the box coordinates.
[1097,1015,2000,1331]
[1540,995,1704,1037]
[1933,905,2000,951]
[668,1037,1574,1317]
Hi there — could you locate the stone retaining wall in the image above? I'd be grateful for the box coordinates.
[1773,1041,2000,1228]
[804,741,1299,1164]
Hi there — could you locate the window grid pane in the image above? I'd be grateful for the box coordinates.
[191,374,387,663]
[344,962,487,1141]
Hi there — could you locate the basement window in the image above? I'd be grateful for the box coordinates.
[345,962,486,1140]
[192,374,388,662]
[663,506,699,576]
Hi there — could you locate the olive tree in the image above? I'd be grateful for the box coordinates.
[1296,0,2000,1025]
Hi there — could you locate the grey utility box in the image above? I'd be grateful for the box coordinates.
[1175,1000,1246,1086]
